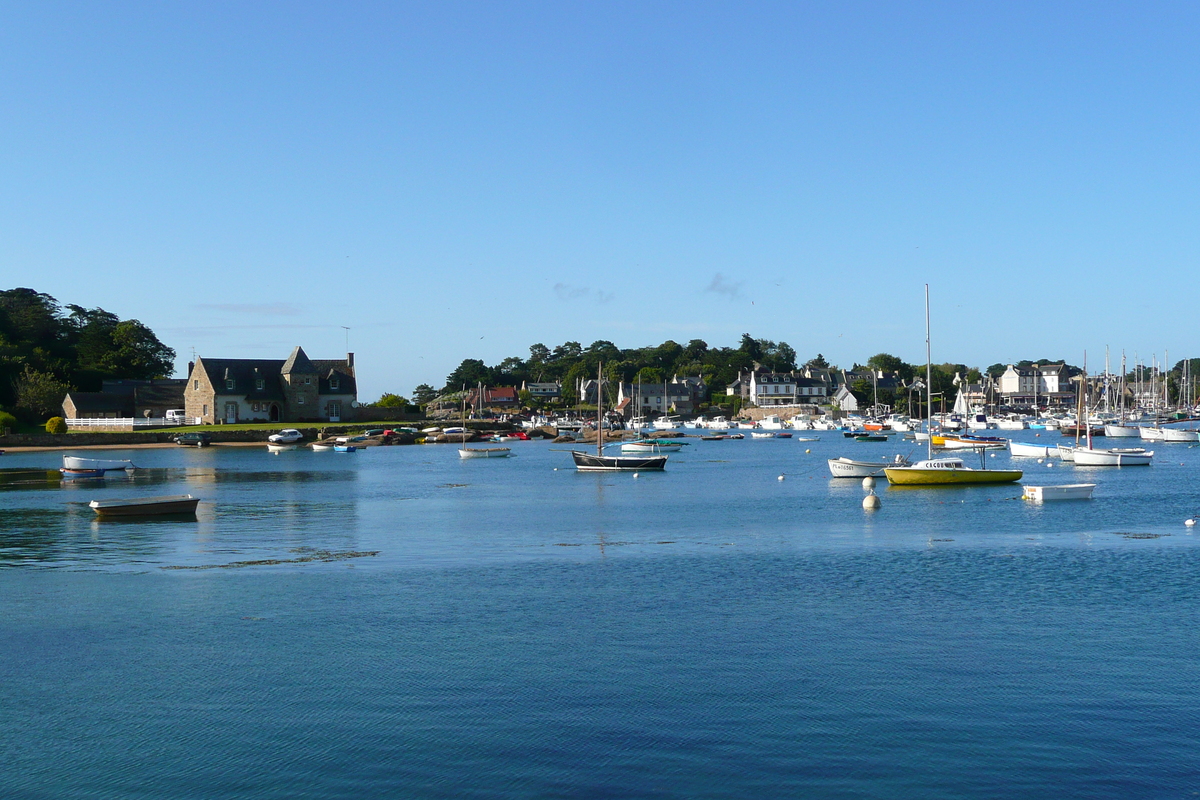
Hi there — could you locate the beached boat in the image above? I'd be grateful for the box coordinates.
[311,443,334,451]
[827,455,912,478]
[89,494,200,517]
[1023,484,1096,502]
[62,456,135,472]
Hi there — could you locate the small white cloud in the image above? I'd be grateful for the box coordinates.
[553,283,614,304]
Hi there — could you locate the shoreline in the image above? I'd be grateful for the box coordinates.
[2,441,270,453]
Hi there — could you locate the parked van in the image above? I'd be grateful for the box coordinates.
[166,409,187,420]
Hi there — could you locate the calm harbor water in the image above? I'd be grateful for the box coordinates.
[3,433,1200,798]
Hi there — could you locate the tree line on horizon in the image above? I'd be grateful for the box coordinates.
[0,288,176,421]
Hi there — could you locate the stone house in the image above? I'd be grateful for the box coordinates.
[62,379,187,420]
[184,347,357,424]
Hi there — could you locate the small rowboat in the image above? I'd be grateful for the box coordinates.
[334,445,358,453]
[1023,484,1096,502]
[63,456,135,471]
[311,443,334,451]
[267,442,299,452]
[89,494,200,517]
[61,468,106,479]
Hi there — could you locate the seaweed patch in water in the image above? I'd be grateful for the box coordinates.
[1112,532,1168,540]
[438,483,468,488]
[162,550,379,570]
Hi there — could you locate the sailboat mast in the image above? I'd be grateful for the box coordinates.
[596,362,604,456]
[925,284,932,461]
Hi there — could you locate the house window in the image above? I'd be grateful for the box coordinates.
[203,404,208,415]
[193,379,199,390]
[298,396,305,405]
[304,377,311,385]
[252,403,259,412]
[330,378,339,390]
[226,379,234,390]
[256,379,265,390]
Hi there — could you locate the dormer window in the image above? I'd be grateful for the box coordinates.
[304,377,311,385]
[330,377,340,390]
[226,379,235,390]
[256,379,265,390]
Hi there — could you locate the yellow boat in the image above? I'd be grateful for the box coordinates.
[883,457,1022,486]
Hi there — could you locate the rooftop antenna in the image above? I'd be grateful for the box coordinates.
[340,326,350,352]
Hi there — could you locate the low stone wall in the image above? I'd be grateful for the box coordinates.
[738,406,824,423]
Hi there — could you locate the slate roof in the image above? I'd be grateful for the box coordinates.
[281,346,317,375]
[65,391,134,414]
[312,359,357,395]
[196,358,289,402]
[134,383,186,407]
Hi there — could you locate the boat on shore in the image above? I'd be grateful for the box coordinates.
[89,494,200,517]
[63,456,135,472]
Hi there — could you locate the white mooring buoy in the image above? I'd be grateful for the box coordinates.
[863,492,882,510]
[633,473,639,478]
[862,476,876,490]
[778,475,785,481]
[1186,518,1196,527]
[805,448,811,453]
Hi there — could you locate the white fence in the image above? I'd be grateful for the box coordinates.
[66,417,202,429]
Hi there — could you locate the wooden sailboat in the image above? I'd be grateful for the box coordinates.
[458,383,512,459]
[885,285,1022,486]
[572,363,667,471]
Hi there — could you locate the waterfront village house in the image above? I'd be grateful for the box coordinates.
[184,347,357,424]
[601,376,706,416]
[998,364,1072,407]
[465,386,519,411]
[62,379,187,420]
[726,367,828,407]
[521,381,562,401]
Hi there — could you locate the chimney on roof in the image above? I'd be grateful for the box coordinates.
[347,352,354,368]
[187,361,194,376]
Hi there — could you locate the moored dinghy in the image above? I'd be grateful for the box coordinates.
[1023,484,1096,501]
[63,455,135,472]
[90,494,200,517]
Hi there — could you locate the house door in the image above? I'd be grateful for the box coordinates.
[327,401,341,423]
[269,404,280,422]
[224,402,238,423]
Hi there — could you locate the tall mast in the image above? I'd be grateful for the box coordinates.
[925,284,932,461]
[596,362,604,456]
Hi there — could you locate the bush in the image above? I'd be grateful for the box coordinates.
[0,410,16,433]
[45,416,68,435]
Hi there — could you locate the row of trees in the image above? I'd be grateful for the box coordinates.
[0,288,176,419]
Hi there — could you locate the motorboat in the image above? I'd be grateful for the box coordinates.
[757,415,787,430]
[267,428,304,444]
[1023,484,1096,501]
[89,494,200,517]
[827,454,911,478]
[62,456,135,472]
[883,457,1023,485]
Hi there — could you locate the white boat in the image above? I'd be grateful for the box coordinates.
[267,442,299,452]
[458,381,512,459]
[311,443,334,451]
[62,456,135,472]
[757,415,786,430]
[1008,440,1056,458]
[1058,445,1076,463]
[620,440,683,453]
[1161,428,1199,443]
[750,432,778,439]
[827,455,911,478]
[1072,447,1153,466]
[1103,424,1140,438]
[795,436,819,442]
[1023,484,1096,502]
[706,416,731,430]
[572,362,667,471]
[651,416,683,430]
[1139,427,1165,441]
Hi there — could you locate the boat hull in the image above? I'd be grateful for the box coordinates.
[883,467,1023,485]
[90,494,200,517]
[1008,441,1055,458]
[1072,448,1153,466]
[1103,425,1140,438]
[827,457,908,478]
[458,447,513,459]
[571,451,666,471]
[63,456,135,471]
[1023,484,1096,501]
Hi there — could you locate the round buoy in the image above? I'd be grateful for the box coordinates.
[989,453,996,458]
[1186,518,1196,527]
[805,448,811,453]
[862,476,876,489]
[1036,457,1044,464]
[778,475,785,481]
[862,492,881,510]
[1035,433,1040,437]
[1047,463,1054,468]
[553,468,558,471]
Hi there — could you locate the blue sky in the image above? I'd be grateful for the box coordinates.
[3,2,1198,398]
